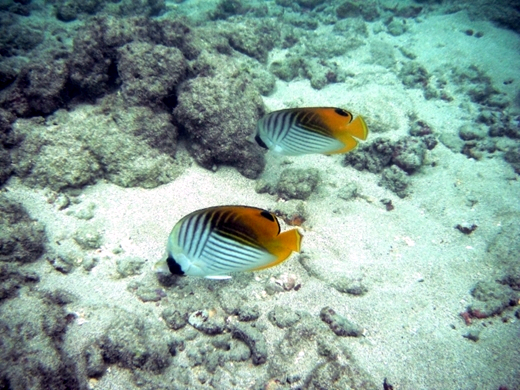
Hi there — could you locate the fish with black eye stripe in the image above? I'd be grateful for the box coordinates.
[155,206,302,279]
[255,107,369,156]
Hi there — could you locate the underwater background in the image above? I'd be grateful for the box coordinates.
[0,0,519,389]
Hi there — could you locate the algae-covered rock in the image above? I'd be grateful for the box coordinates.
[230,322,268,365]
[0,293,84,388]
[276,168,320,200]
[320,306,362,337]
[459,124,487,141]
[471,281,516,304]
[380,165,410,198]
[387,19,407,36]
[116,257,145,278]
[55,0,103,22]
[267,312,378,389]
[14,137,102,190]
[217,288,245,315]
[11,105,182,190]
[332,277,368,296]
[47,252,77,274]
[268,23,365,89]
[67,16,213,103]
[210,0,251,20]
[486,216,520,265]
[222,19,280,63]
[162,307,188,330]
[185,334,250,374]
[304,31,365,59]
[106,102,179,156]
[501,264,520,291]
[73,225,103,250]
[345,133,435,197]
[56,0,165,22]
[338,182,358,201]
[273,200,308,226]
[174,54,266,179]
[68,17,119,98]
[466,1,520,33]
[268,305,301,328]
[188,309,225,335]
[84,344,107,378]
[336,0,380,21]
[439,133,465,153]
[269,55,303,82]
[307,360,377,390]
[504,145,520,174]
[82,255,99,272]
[237,305,260,322]
[68,202,95,220]
[117,42,186,106]
[69,16,147,98]
[467,280,518,318]
[105,0,166,17]
[0,195,46,264]
[244,61,276,96]
[449,65,506,108]
[391,137,427,173]
[343,138,394,173]
[399,61,430,89]
[2,58,70,117]
[99,310,173,372]
[0,264,39,300]
[304,59,340,89]
[0,13,44,57]
[133,284,167,303]
[295,0,326,9]
[0,110,15,182]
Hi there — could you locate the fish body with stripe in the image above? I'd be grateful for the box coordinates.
[156,206,302,279]
[255,107,369,156]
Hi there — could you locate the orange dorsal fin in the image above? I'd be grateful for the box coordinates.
[251,228,302,271]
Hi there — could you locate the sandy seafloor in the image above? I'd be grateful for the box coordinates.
[2,1,520,390]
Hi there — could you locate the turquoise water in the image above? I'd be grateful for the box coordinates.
[0,1,519,389]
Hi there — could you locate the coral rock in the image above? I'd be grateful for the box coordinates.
[174,55,266,179]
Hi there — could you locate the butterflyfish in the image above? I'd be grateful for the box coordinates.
[255,107,369,156]
[155,206,302,279]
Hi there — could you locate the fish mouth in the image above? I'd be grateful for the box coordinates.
[153,260,170,274]
[154,256,185,276]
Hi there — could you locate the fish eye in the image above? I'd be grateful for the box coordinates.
[334,108,351,117]
[260,210,276,222]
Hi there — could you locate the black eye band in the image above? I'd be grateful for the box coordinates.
[334,108,351,117]
[255,134,268,149]
[166,255,185,275]
[260,210,275,222]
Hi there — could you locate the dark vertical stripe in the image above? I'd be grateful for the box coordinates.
[183,212,200,256]
[278,111,293,143]
[193,212,212,259]
[178,217,188,251]
[270,112,282,143]
[267,112,277,135]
